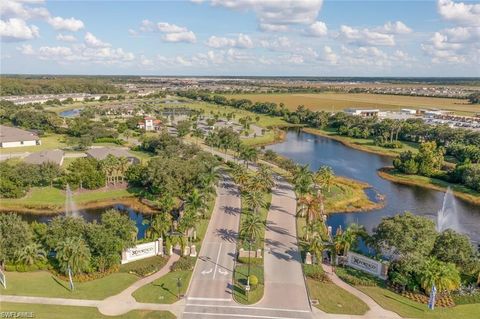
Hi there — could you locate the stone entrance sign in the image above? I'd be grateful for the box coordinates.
[121,238,163,264]
[346,251,388,279]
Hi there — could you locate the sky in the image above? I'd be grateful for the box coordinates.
[1,0,479,77]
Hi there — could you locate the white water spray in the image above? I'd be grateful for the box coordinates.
[65,184,79,218]
[436,187,460,233]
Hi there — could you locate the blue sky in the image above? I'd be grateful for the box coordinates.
[1,0,479,76]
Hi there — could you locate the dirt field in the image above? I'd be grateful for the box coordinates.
[225,93,478,115]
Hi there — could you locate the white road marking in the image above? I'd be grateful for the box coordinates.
[185,304,310,313]
[212,243,222,279]
[183,311,306,319]
[218,268,228,276]
[187,297,232,302]
[201,268,213,275]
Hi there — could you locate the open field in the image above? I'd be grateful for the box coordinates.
[225,93,477,115]
[0,271,138,300]
[0,303,175,319]
[306,278,369,315]
[357,286,480,319]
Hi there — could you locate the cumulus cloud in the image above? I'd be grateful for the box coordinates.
[339,25,395,46]
[437,0,480,26]
[84,32,110,48]
[305,21,327,37]
[206,33,253,48]
[135,19,196,43]
[47,16,84,32]
[260,36,291,51]
[380,21,412,34]
[209,0,324,31]
[0,18,39,41]
[56,33,77,42]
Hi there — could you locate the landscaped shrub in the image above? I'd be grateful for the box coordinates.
[171,257,196,272]
[336,266,380,286]
[248,275,258,287]
[119,255,167,277]
[303,264,329,282]
[237,257,263,265]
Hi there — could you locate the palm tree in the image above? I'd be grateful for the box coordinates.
[146,213,172,240]
[185,188,206,218]
[117,156,130,183]
[232,166,251,190]
[314,166,334,193]
[307,236,325,265]
[240,213,265,244]
[15,243,46,266]
[297,193,324,225]
[55,237,91,275]
[178,210,199,243]
[244,190,265,215]
[420,257,461,295]
[239,147,258,168]
[256,165,274,192]
[302,219,328,241]
[294,165,313,215]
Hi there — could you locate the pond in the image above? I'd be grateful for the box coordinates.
[266,130,480,244]
[20,204,149,240]
[59,108,81,118]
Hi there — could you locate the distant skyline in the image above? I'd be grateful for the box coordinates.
[1,0,479,77]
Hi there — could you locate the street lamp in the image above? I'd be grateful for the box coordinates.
[176,277,182,299]
[246,237,252,300]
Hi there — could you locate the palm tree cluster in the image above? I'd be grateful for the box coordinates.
[100,155,130,186]
[419,257,461,295]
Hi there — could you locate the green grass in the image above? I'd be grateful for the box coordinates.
[0,134,66,154]
[306,278,369,315]
[0,186,137,208]
[233,264,264,305]
[358,286,480,319]
[0,303,175,319]
[132,270,192,304]
[0,271,138,300]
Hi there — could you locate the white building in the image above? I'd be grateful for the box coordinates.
[0,125,41,148]
[137,116,162,131]
[345,108,380,117]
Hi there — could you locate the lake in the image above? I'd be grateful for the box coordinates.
[266,130,480,244]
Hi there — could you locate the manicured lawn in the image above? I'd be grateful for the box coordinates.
[0,271,138,300]
[306,278,369,315]
[358,286,480,319]
[233,264,264,305]
[132,270,192,304]
[0,303,175,319]
[0,134,66,154]
[0,186,137,208]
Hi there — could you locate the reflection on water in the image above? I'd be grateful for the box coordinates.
[266,130,480,244]
[21,204,149,239]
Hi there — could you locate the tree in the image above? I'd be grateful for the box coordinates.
[55,237,91,275]
[45,216,86,251]
[307,236,325,265]
[15,243,46,266]
[239,146,258,168]
[185,188,206,218]
[297,193,324,225]
[0,213,34,264]
[176,120,192,137]
[146,213,172,240]
[433,229,477,270]
[244,190,265,215]
[314,166,334,193]
[240,213,264,243]
[419,257,460,294]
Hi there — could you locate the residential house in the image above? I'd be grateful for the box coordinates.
[0,125,41,148]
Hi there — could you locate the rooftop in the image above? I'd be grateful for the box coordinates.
[24,149,64,166]
[0,125,40,143]
[86,147,137,161]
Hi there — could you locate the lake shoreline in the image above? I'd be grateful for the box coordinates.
[378,167,480,206]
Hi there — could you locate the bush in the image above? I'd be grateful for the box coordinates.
[119,255,167,277]
[453,292,480,305]
[171,257,196,272]
[237,257,263,265]
[336,266,380,287]
[248,275,258,286]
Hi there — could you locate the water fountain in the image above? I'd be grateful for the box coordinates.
[65,184,79,218]
[436,187,460,233]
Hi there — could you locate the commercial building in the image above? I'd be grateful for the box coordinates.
[345,108,380,117]
[0,125,41,148]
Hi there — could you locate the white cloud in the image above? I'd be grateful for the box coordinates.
[210,0,324,31]
[162,30,196,43]
[305,21,327,37]
[84,32,110,48]
[322,46,337,64]
[56,33,77,42]
[380,21,412,34]
[206,33,253,48]
[0,0,49,20]
[135,19,196,43]
[17,43,34,55]
[260,36,291,51]
[0,18,39,41]
[339,25,395,46]
[47,16,84,32]
[437,0,480,27]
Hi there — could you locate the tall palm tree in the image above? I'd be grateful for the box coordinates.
[244,190,265,215]
[307,236,325,265]
[55,237,91,275]
[240,213,265,243]
[314,166,334,193]
[185,188,206,218]
[15,243,46,266]
[294,165,313,214]
[256,165,274,192]
[117,156,130,183]
[420,257,461,295]
[146,213,172,240]
[239,147,258,168]
[297,193,324,225]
